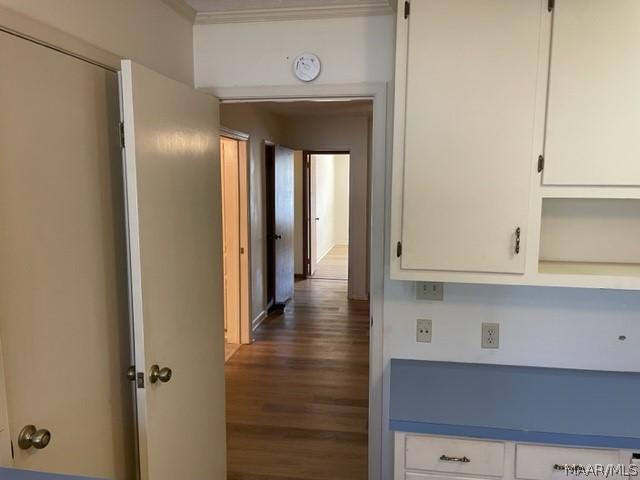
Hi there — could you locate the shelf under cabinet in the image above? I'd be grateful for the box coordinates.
[538,261,640,278]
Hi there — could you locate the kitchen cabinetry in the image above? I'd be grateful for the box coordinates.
[394,433,635,480]
[391,0,640,289]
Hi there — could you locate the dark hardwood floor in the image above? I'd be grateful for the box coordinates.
[225,278,370,480]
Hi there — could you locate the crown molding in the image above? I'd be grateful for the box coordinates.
[194,3,394,25]
[160,0,197,23]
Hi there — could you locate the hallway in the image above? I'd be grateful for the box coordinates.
[225,279,369,480]
[312,245,349,280]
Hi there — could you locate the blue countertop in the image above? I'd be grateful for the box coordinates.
[0,468,102,480]
[390,359,640,449]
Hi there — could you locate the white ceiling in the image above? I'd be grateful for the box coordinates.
[185,0,395,13]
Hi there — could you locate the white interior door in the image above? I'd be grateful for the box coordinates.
[0,31,134,478]
[309,155,318,277]
[543,0,640,185]
[400,0,543,274]
[274,146,295,303]
[120,60,225,480]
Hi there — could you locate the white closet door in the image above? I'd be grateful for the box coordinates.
[543,0,640,186]
[401,0,544,274]
[0,31,134,478]
[120,60,225,480]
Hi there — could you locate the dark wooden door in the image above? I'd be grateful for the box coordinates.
[274,146,295,304]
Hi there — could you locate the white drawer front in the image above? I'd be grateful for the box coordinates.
[516,444,622,480]
[405,435,505,477]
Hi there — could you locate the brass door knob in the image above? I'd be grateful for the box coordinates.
[18,425,51,450]
[149,365,172,384]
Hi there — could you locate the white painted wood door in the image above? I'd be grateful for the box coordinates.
[274,146,295,303]
[220,137,241,345]
[309,155,318,276]
[400,0,544,274]
[0,31,134,478]
[543,0,640,186]
[120,60,225,480]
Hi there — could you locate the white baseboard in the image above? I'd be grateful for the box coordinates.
[252,310,267,331]
[316,243,336,264]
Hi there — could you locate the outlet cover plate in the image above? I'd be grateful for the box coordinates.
[416,319,432,343]
[482,322,499,349]
[416,282,444,301]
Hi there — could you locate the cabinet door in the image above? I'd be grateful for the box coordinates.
[544,0,640,186]
[400,0,544,274]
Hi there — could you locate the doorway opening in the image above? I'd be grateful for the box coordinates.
[220,129,251,362]
[303,151,350,281]
[218,98,374,480]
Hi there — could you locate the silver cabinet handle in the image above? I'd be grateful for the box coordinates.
[18,425,51,450]
[149,365,172,384]
[440,454,470,463]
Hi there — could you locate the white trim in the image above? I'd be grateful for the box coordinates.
[220,126,250,142]
[195,3,394,24]
[316,243,336,265]
[251,310,268,331]
[160,0,197,23]
[119,60,149,480]
[207,82,387,480]
[0,5,120,71]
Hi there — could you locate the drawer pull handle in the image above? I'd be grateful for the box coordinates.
[440,454,471,463]
[553,464,586,472]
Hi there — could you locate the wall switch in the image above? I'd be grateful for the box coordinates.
[481,322,499,349]
[416,282,444,301]
[416,319,432,343]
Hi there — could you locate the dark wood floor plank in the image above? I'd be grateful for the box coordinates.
[226,279,369,480]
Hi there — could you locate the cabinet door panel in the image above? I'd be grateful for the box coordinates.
[544,0,640,186]
[401,0,543,274]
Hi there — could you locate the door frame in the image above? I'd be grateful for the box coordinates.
[205,83,388,480]
[220,127,252,345]
[302,150,351,279]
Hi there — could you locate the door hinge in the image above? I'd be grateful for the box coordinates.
[404,1,410,19]
[537,155,545,173]
[119,121,125,148]
[370,316,373,327]
[396,241,402,258]
[548,0,555,12]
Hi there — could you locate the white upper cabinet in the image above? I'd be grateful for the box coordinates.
[395,0,545,274]
[391,0,640,289]
[543,0,640,186]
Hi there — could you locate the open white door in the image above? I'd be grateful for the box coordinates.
[274,146,295,304]
[309,155,318,277]
[120,60,225,480]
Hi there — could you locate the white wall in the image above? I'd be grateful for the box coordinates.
[194,15,395,88]
[0,0,194,84]
[333,155,350,245]
[195,11,640,480]
[285,117,370,300]
[219,104,286,323]
[312,154,350,261]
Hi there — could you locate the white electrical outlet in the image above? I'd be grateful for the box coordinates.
[416,319,432,343]
[416,282,444,301]
[481,322,499,349]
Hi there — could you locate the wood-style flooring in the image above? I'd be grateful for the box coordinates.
[312,245,349,280]
[225,278,369,480]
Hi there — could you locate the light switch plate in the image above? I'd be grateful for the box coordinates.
[416,319,432,343]
[481,322,499,349]
[416,282,444,301]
